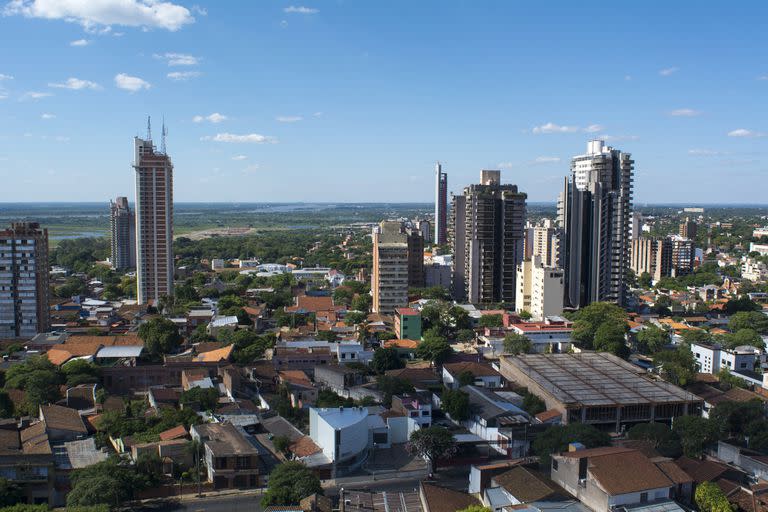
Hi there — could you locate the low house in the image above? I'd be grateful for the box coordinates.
[391,392,432,428]
[482,466,559,511]
[419,482,480,512]
[279,370,319,408]
[309,407,389,474]
[39,404,88,443]
[443,362,503,390]
[0,421,55,506]
[207,316,240,336]
[458,385,532,457]
[191,423,260,489]
[273,346,333,372]
[385,368,440,389]
[131,439,192,473]
[550,447,677,512]
[314,365,365,396]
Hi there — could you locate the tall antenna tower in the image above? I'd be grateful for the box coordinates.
[161,118,167,154]
[146,116,152,141]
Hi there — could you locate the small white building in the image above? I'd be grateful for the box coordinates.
[211,259,225,270]
[443,362,503,390]
[309,407,389,468]
[742,257,768,282]
[690,342,760,374]
[508,319,573,353]
[515,256,564,321]
[749,243,768,257]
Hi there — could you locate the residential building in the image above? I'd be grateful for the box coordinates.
[372,221,409,314]
[679,217,698,240]
[451,170,527,305]
[500,353,703,431]
[669,235,695,276]
[631,212,643,240]
[434,162,448,245]
[133,131,174,305]
[443,361,503,389]
[550,447,678,512]
[190,423,260,489]
[314,365,365,395]
[420,482,481,512]
[482,465,560,511]
[741,257,768,282]
[690,342,760,375]
[0,222,50,339]
[391,392,432,427]
[424,254,452,288]
[418,219,432,243]
[752,227,768,239]
[395,308,422,340]
[109,196,135,270]
[0,421,55,505]
[749,243,768,256]
[309,407,389,473]
[211,258,225,270]
[507,318,574,353]
[406,227,425,288]
[528,219,561,268]
[559,140,633,307]
[515,256,564,321]
[459,385,533,457]
[630,237,672,283]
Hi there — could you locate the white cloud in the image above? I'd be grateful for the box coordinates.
[41,113,55,119]
[669,108,701,117]
[688,149,721,156]
[0,74,15,81]
[201,133,277,144]
[114,73,150,91]
[659,67,679,76]
[4,0,195,32]
[497,162,514,169]
[600,134,640,141]
[284,5,318,14]
[276,115,303,123]
[20,91,52,100]
[534,156,561,164]
[583,124,604,133]
[193,113,227,124]
[624,75,632,81]
[231,155,247,161]
[532,122,579,134]
[759,75,768,81]
[312,111,323,117]
[0,92,8,100]
[242,164,260,173]
[728,128,766,138]
[154,52,199,66]
[167,71,200,81]
[69,38,90,46]
[48,77,101,90]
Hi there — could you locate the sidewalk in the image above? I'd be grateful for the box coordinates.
[137,487,266,505]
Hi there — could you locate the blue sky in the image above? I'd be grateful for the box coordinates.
[0,1,766,203]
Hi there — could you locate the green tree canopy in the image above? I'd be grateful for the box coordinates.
[261,462,323,506]
[627,423,682,458]
[672,416,719,457]
[503,332,532,355]
[635,325,670,355]
[138,317,182,358]
[179,387,219,411]
[415,328,452,365]
[406,426,458,473]
[442,388,470,421]
[572,302,627,350]
[654,346,697,386]
[695,481,732,512]
[532,423,611,467]
[479,314,504,328]
[728,311,768,334]
[371,347,404,374]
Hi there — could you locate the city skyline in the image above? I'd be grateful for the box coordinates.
[1,1,767,203]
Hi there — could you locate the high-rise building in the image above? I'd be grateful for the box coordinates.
[110,196,136,270]
[451,170,527,305]
[405,227,425,288]
[417,219,431,243]
[670,235,695,277]
[516,255,564,321]
[434,162,448,246]
[531,219,561,269]
[134,130,174,305]
[679,217,697,240]
[372,221,409,314]
[631,211,643,239]
[558,140,634,307]
[0,222,50,338]
[630,237,672,283]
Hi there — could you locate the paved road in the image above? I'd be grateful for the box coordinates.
[133,493,263,512]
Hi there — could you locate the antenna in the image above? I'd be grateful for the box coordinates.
[161,118,167,154]
[146,116,152,141]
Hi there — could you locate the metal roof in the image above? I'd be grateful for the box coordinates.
[96,345,143,358]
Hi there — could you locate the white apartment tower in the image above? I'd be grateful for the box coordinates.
[559,140,634,307]
[110,196,136,270]
[372,221,409,314]
[134,126,174,305]
[516,255,564,321]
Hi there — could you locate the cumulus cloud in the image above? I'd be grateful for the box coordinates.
[201,133,277,144]
[41,113,55,119]
[48,77,101,90]
[167,71,200,81]
[688,149,721,156]
[659,67,679,76]
[154,52,199,66]
[20,91,52,100]
[669,108,701,117]
[193,113,227,124]
[0,74,13,81]
[583,124,604,133]
[284,5,318,14]
[497,162,514,169]
[3,0,195,31]
[70,38,90,46]
[759,75,768,81]
[231,155,247,161]
[534,156,561,164]
[242,164,260,173]
[728,128,766,138]
[114,73,150,91]
[532,122,579,134]
[276,115,303,123]
[600,134,640,141]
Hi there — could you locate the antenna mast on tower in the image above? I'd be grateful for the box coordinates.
[146,116,152,141]
[161,118,167,154]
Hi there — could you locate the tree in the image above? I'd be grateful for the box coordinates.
[3,355,62,415]
[521,392,546,416]
[315,330,338,342]
[351,294,372,313]
[710,400,765,439]
[503,332,532,355]
[261,462,323,506]
[572,302,627,349]
[717,369,747,390]
[518,310,532,321]
[457,370,475,387]
[345,311,366,326]
[479,314,503,329]
[532,423,611,467]
[456,329,475,343]
[138,317,182,358]
[672,416,719,457]
[376,375,414,405]
[415,328,452,365]
[406,426,457,474]
[593,319,629,358]
[0,391,13,419]
[728,311,768,334]
[695,481,733,512]
[0,477,22,507]
[179,387,219,411]
[61,359,101,386]
[679,328,712,345]
[725,296,761,315]
[720,328,764,350]
[273,435,291,455]
[441,388,470,421]
[635,325,670,355]
[638,272,653,289]
[654,347,697,386]
[627,423,682,458]
[371,348,404,374]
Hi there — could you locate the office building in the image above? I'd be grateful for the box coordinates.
[515,256,564,321]
[558,140,633,307]
[451,170,527,305]
[109,196,135,270]
[434,162,448,245]
[630,237,672,283]
[0,222,50,339]
[679,217,697,240]
[372,221,409,313]
[133,129,174,305]
[405,227,425,288]
[669,235,694,276]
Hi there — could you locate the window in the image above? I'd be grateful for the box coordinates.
[640,493,648,503]
[552,459,558,471]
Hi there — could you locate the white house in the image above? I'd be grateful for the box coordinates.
[458,385,531,457]
[690,342,760,374]
[509,319,573,353]
[442,362,503,390]
[309,407,389,470]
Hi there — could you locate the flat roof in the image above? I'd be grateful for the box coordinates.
[502,353,701,407]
